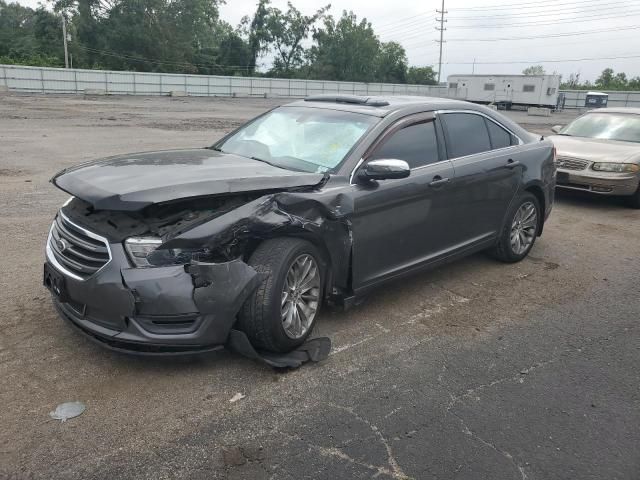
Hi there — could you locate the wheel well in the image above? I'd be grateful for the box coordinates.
[244,233,336,297]
[525,185,546,236]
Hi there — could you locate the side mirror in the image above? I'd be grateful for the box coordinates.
[357,159,410,182]
[551,125,563,134]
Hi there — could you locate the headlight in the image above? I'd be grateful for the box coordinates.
[591,163,640,173]
[124,237,210,268]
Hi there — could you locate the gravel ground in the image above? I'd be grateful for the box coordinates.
[1,94,638,480]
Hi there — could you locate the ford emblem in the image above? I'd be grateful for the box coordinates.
[57,238,69,253]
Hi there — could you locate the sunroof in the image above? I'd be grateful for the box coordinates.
[304,95,390,107]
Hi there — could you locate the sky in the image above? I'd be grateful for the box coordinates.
[14,0,640,82]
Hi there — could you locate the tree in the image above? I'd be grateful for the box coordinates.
[407,66,437,85]
[266,2,328,76]
[375,41,407,83]
[0,1,62,65]
[308,11,380,82]
[242,0,271,73]
[596,68,614,89]
[522,65,545,76]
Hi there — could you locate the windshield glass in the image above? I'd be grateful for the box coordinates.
[560,113,640,143]
[215,106,378,173]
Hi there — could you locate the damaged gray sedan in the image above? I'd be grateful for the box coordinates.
[44,95,556,354]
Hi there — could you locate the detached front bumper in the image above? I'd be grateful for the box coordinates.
[556,168,640,196]
[45,241,260,354]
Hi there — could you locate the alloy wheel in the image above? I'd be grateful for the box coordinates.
[281,254,320,339]
[510,201,538,255]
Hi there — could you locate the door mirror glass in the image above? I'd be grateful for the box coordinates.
[551,125,563,134]
[358,159,410,182]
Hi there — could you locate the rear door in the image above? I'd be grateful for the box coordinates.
[438,111,521,242]
[350,114,455,290]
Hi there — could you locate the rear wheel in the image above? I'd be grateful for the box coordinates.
[238,238,323,352]
[490,192,541,263]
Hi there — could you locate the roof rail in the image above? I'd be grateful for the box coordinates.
[304,95,390,107]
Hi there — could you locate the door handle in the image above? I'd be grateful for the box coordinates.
[429,175,450,187]
[504,159,521,168]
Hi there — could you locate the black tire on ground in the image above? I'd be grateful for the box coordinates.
[489,192,541,263]
[238,237,324,353]
[625,185,640,209]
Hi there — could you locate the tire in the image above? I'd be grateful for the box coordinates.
[490,192,541,263]
[238,238,324,353]
[625,185,640,209]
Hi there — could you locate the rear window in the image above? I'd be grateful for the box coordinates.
[485,119,515,149]
[523,85,535,92]
[484,83,495,91]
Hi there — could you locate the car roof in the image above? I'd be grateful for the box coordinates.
[285,95,484,118]
[584,107,640,115]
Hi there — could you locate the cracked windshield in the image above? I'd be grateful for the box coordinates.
[218,106,377,173]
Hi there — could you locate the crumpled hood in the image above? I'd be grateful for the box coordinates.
[52,149,326,211]
[549,135,640,163]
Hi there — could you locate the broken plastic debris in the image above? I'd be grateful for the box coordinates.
[49,401,86,422]
[229,393,246,403]
[226,329,331,369]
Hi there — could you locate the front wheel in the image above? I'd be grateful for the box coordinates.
[490,192,541,263]
[238,238,324,352]
[626,184,640,209]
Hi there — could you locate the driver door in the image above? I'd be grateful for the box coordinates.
[350,114,456,291]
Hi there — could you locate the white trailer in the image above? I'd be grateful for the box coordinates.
[446,74,561,109]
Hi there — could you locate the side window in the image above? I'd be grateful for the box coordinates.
[485,119,515,149]
[441,113,491,158]
[369,121,440,169]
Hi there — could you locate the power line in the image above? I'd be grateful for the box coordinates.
[373,12,429,29]
[443,53,640,65]
[447,0,638,19]
[78,46,262,71]
[448,10,640,28]
[378,10,640,42]
[448,0,627,11]
[376,17,430,35]
[445,24,640,42]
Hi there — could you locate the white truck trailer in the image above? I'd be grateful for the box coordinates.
[446,74,561,110]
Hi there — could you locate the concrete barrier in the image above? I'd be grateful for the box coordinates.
[528,107,551,117]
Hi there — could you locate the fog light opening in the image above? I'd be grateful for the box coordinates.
[592,186,613,193]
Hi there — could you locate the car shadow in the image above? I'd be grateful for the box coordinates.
[554,188,631,210]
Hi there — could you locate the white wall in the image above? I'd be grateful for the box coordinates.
[2,65,640,108]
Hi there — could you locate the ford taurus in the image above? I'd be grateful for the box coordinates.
[44,95,556,354]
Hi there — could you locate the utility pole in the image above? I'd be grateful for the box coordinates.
[435,0,447,84]
[62,14,69,68]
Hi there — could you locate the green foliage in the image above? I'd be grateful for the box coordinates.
[375,42,408,83]
[1,0,440,84]
[522,65,545,76]
[561,68,640,91]
[407,66,437,85]
[308,11,380,82]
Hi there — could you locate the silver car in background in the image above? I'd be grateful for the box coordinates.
[549,108,640,208]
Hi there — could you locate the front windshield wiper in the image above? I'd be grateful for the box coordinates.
[210,146,224,152]
[249,156,286,170]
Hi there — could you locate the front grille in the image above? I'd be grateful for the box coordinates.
[48,212,111,280]
[556,156,589,171]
